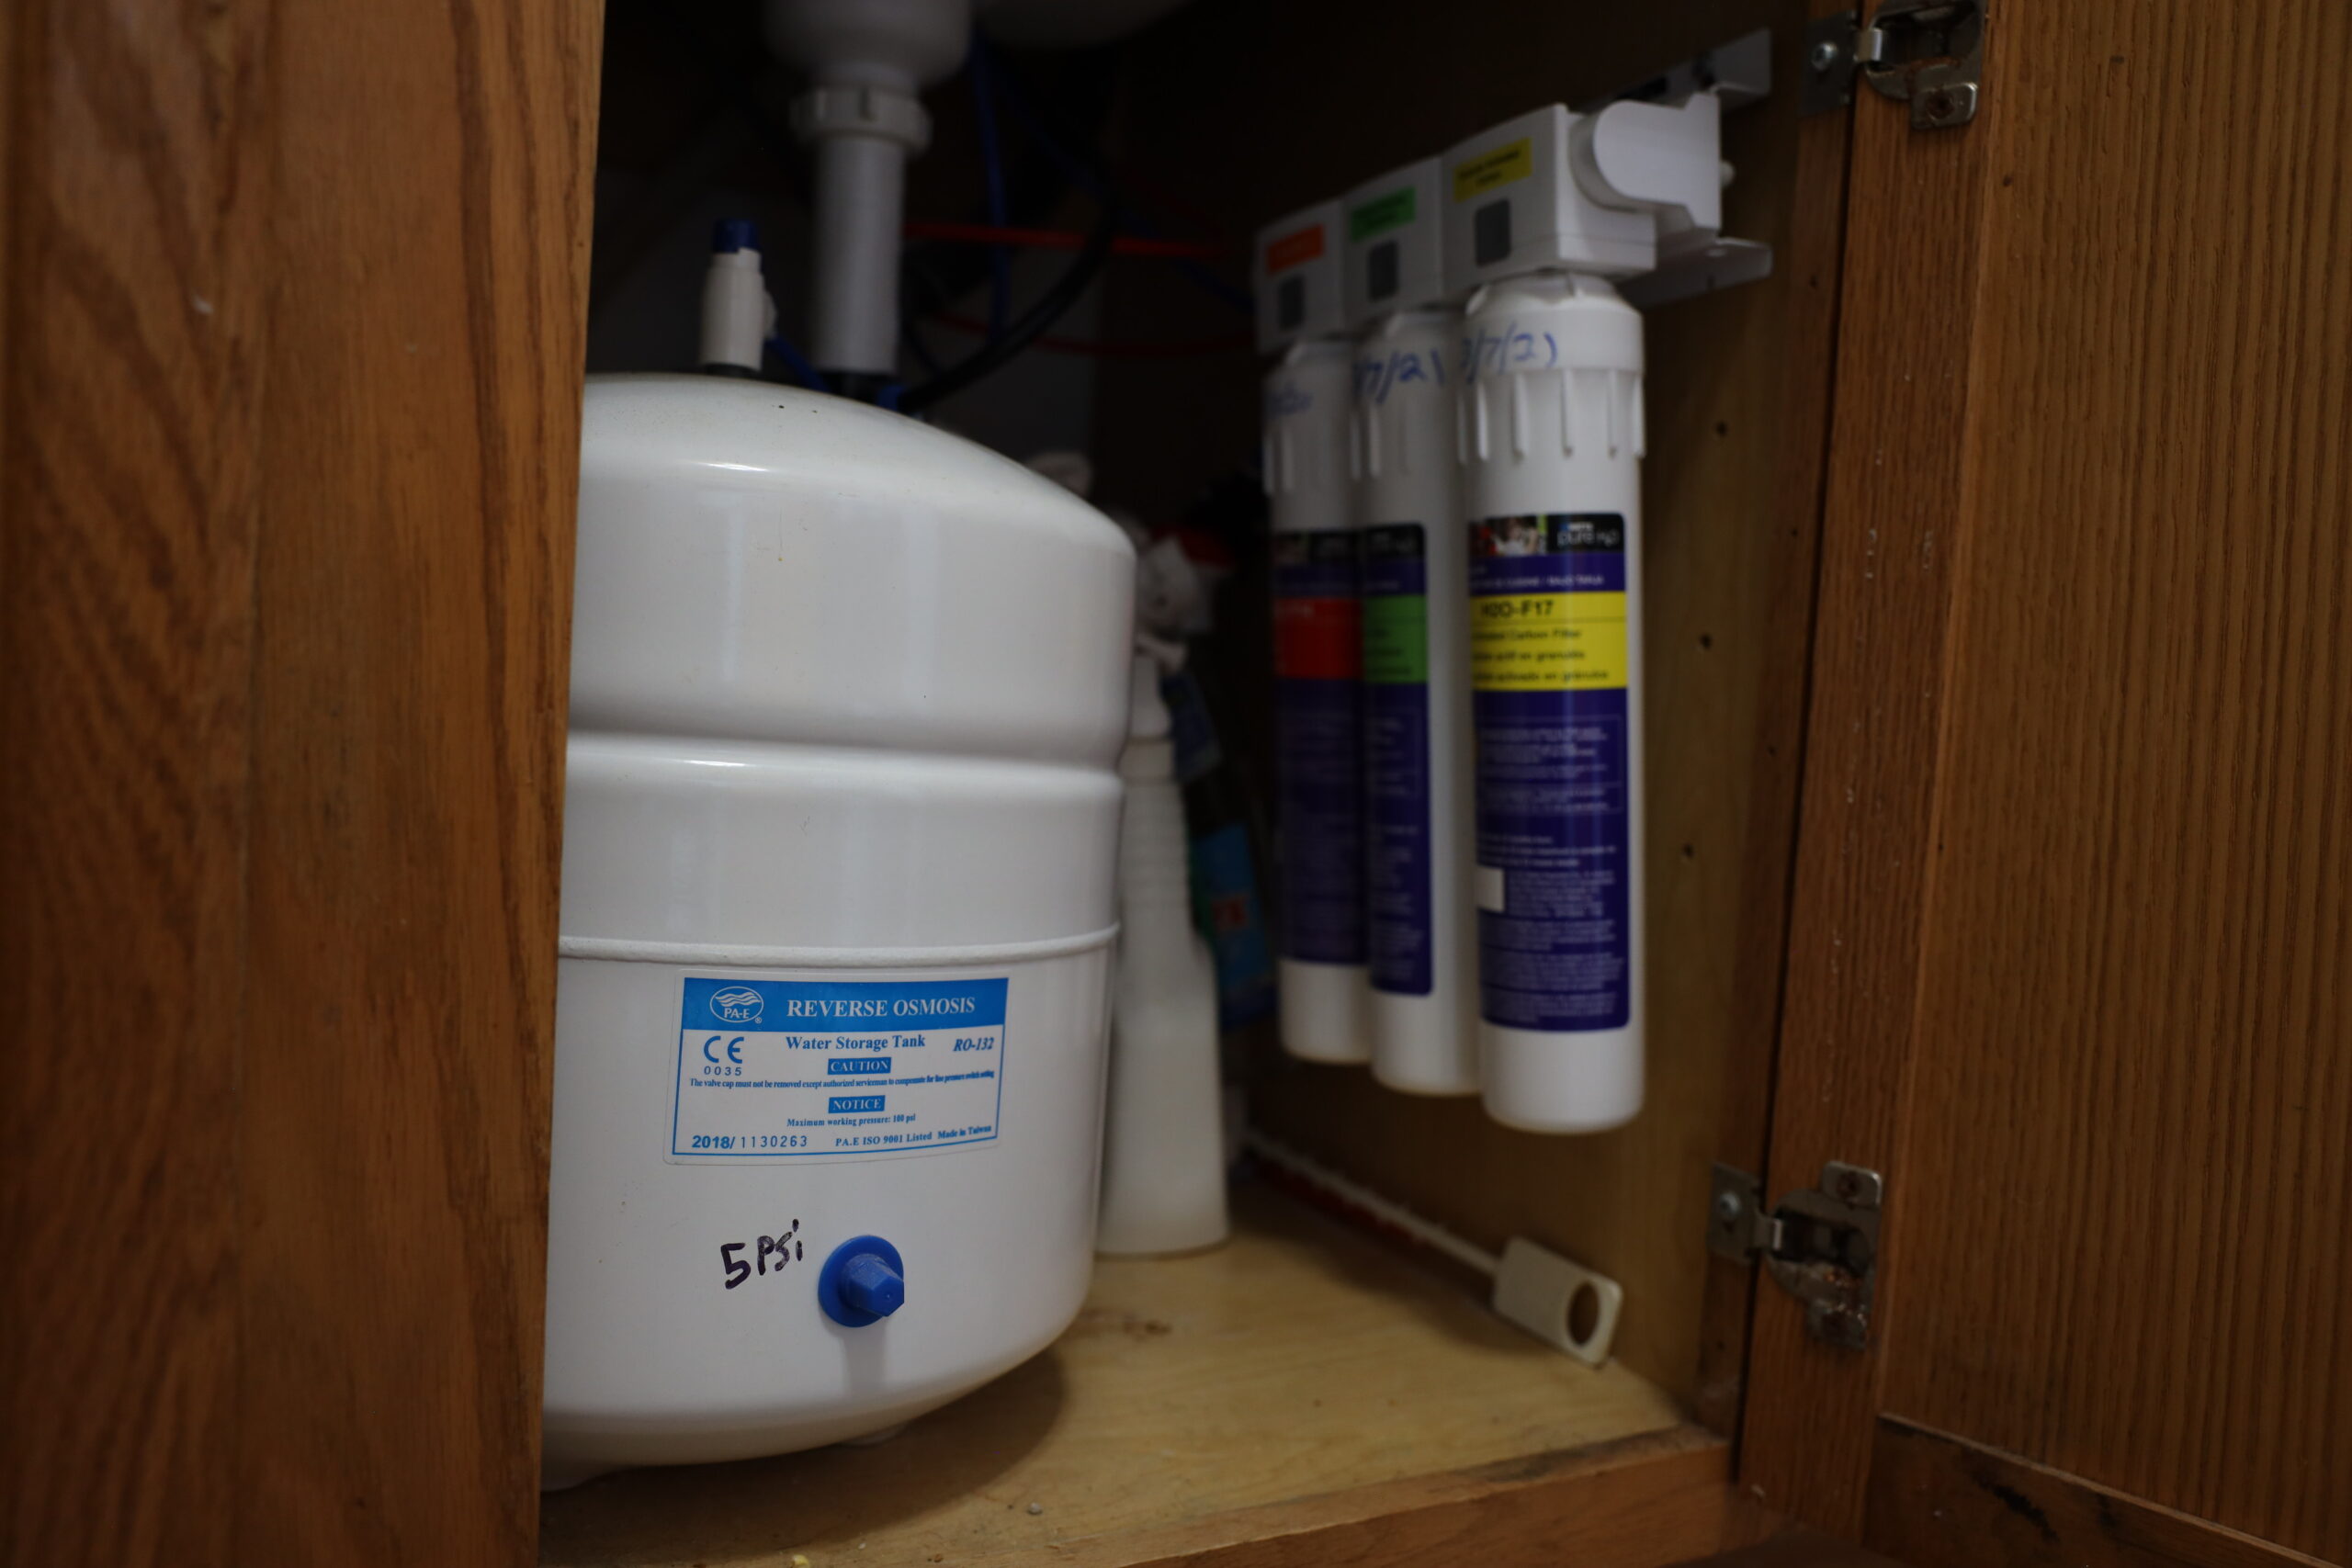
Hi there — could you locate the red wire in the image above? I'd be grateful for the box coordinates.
[1102,164,1232,248]
[903,220,1226,261]
[929,311,1250,359]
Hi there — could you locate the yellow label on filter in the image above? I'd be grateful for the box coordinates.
[1453,137,1532,201]
[1471,592,1628,691]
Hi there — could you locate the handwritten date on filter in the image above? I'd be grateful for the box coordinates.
[720,1219,803,1290]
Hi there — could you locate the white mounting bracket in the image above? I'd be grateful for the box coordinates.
[1580,27,1777,309]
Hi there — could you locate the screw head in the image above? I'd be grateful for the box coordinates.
[1809,39,1841,72]
[1713,1190,1746,1224]
[1924,89,1956,120]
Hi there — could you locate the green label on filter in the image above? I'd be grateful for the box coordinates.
[1363,593,1428,682]
[1361,524,1429,682]
[1349,186,1418,243]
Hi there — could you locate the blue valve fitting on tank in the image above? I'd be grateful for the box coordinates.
[818,1235,906,1327]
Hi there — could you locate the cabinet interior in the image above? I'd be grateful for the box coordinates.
[550,0,1827,1558]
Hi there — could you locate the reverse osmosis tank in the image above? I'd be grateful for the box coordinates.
[542,377,1135,1485]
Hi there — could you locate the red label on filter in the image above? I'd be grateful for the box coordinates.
[1274,596,1362,680]
[1264,223,1327,275]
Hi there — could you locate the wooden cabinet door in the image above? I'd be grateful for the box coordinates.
[0,4,597,1564]
[1740,5,2352,1566]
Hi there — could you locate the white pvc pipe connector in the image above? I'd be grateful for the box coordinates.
[808,130,910,377]
[767,0,954,380]
[699,238,775,373]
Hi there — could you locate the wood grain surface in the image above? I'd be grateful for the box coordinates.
[1696,0,1863,1437]
[1733,0,2005,1532]
[1875,2,2352,1555]
[1747,2,2352,1561]
[1865,1420,2338,1568]
[0,3,599,1564]
[1099,0,1838,1416]
[1098,1432,1780,1568]
[1681,1527,1907,1568]
[0,3,268,1562]
[540,1184,1695,1567]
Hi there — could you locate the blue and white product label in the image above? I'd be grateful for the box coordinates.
[1191,819,1277,1029]
[669,976,1009,1163]
[1272,528,1365,965]
[1161,666,1225,786]
[1362,523,1433,995]
[1468,514,1632,1031]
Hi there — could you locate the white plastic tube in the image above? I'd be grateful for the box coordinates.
[1241,1128,1623,1365]
[1266,337,1369,1064]
[1097,657,1229,1256]
[808,130,909,376]
[1353,308,1478,1095]
[1458,272,1645,1133]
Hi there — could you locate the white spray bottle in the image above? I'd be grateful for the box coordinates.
[1095,524,1229,1256]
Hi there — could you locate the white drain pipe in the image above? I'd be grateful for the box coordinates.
[764,0,968,381]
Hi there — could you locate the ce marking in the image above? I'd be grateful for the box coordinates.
[703,1034,745,1065]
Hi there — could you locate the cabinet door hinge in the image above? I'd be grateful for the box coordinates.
[1803,1,1984,129]
[1708,1161,1883,1349]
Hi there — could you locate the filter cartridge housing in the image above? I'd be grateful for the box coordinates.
[1457,274,1646,1133]
[1266,338,1371,1063]
[1341,158,1477,1096]
[543,375,1135,1484]
[1353,306,1480,1095]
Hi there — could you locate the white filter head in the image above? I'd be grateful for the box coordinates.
[1341,159,1446,327]
[1442,96,1726,295]
[1442,106,1653,291]
[1252,199,1345,354]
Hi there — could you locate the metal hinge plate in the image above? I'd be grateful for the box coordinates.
[1802,2,1984,129]
[1802,11,1861,116]
[1710,1161,1883,1349]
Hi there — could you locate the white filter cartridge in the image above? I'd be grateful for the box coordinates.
[1353,308,1477,1096]
[1458,272,1645,1133]
[1266,336,1369,1064]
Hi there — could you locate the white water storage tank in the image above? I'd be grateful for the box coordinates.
[543,375,1135,1487]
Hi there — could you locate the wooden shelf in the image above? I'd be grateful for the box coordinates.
[540,1186,1769,1568]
